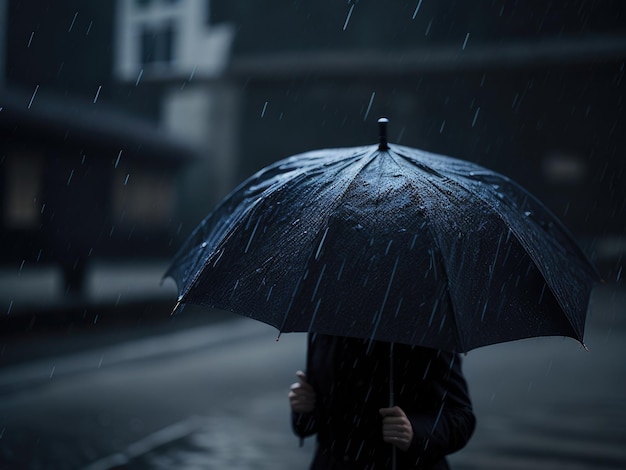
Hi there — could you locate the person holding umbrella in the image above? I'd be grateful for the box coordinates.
[166,119,598,468]
[289,334,476,469]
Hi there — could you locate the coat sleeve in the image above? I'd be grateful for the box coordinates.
[404,352,476,467]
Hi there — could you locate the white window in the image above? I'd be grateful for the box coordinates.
[115,0,234,81]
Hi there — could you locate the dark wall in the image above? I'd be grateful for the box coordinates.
[5,0,625,277]
[6,0,114,97]
[243,67,622,222]
[5,0,162,121]
[219,0,625,244]
[220,0,626,55]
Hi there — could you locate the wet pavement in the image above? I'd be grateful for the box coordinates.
[0,273,624,469]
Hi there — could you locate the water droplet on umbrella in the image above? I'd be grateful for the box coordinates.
[213,249,224,267]
[315,227,329,260]
[308,298,322,331]
[245,218,261,253]
[311,265,327,301]
[428,299,440,327]
[337,258,346,281]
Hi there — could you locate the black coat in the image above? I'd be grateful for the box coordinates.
[292,334,476,469]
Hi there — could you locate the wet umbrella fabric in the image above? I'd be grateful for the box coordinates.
[165,134,598,353]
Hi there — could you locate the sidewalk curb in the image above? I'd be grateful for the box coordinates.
[0,316,271,396]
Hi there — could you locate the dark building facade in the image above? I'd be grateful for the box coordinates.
[0,88,195,293]
[3,0,625,282]
[218,1,626,279]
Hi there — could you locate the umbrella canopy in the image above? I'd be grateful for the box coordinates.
[165,119,599,353]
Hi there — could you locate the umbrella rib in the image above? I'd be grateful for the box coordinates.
[168,147,367,290]
[178,147,375,305]
[436,174,589,340]
[382,150,468,352]
[393,146,590,344]
[270,146,381,335]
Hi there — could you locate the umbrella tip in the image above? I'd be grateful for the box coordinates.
[378,117,389,151]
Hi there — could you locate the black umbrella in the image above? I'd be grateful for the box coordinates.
[165,118,599,354]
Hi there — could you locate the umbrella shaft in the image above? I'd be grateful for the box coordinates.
[390,342,397,469]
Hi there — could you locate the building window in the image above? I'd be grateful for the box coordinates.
[112,168,175,228]
[542,152,587,185]
[3,151,43,229]
[141,22,175,65]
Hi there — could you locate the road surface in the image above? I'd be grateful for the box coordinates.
[0,284,624,469]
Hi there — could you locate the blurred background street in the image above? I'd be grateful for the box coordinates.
[0,275,624,469]
[1,1,625,469]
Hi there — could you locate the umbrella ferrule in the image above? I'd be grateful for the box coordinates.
[378,117,390,151]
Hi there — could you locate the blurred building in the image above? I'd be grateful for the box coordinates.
[219,1,626,280]
[0,88,195,293]
[0,0,203,296]
[1,0,625,293]
[114,0,238,225]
